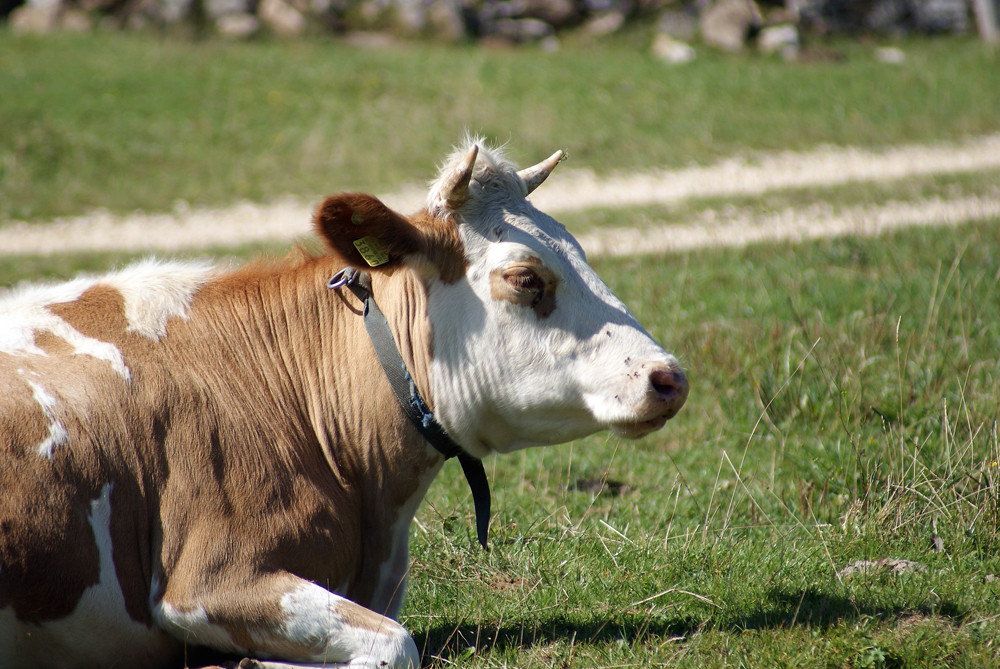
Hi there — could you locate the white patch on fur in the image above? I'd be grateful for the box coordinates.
[278,583,419,668]
[24,378,69,458]
[154,598,240,653]
[371,458,443,619]
[0,277,130,378]
[0,259,214,377]
[0,485,176,669]
[101,258,215,340]
[0,276,96,356]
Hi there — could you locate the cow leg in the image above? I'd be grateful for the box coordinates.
[155,572,419,669]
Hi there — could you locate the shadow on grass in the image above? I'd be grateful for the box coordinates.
[414,587,969,664]
[729,586,967,631]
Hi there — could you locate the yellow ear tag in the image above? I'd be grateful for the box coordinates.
[353,236,390,267]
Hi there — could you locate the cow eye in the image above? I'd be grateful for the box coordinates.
[502,266,545,293]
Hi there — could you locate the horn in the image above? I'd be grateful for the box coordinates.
[518,150,565,195]
[444,145,479,211]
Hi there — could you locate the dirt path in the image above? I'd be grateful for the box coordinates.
[2,135,998,258]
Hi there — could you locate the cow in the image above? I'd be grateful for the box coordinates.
[0,139,688,669]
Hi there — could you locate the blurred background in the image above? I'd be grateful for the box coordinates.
[3,1,1000,666]
[3,0,997,47]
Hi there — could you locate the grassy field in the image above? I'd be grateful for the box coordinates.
[2,211,998,668]
[2,31,999,222]
[403,218,1000,667]
[3,29,1000,669]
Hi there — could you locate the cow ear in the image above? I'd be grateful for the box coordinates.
[315,193,468,283]
[314,193,421,272]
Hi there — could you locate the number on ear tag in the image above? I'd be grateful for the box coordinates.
[353,236,390,267]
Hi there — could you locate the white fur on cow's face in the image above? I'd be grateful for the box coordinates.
[426,145,687,456]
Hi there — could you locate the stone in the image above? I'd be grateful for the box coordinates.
[59,7,93,30]
[875,46,906,63]
[657,8,698,41]
[757,23,798,58]
[426,0,467,42]
[215,11,260,37]
[651,33,696,63]
[205,0,248,19]
[701,0,763,52]
[581,11,625,35]
[259,0,307,36]
[8,1,61,33]
[913,0,969,33]
[391,0,427,35]
[482,17,554,42]
[522,0,580,27]
[158,0,197,24]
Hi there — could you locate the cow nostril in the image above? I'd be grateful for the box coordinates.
[649,367,688,406]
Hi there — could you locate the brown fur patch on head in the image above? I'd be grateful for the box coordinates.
[489,256,558,320]
[408,209,468,284]
[314,194,467,284]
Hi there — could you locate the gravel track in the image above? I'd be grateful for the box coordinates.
[2,134,998,258]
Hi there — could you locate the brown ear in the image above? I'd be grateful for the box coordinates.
[314,193,468,283]
[314,193,422,272]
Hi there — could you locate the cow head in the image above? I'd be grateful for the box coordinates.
[315,140,687,457]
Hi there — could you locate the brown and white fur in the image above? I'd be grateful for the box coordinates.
[0,140,687,668]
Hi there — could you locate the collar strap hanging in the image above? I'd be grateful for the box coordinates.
[329,267,491,550]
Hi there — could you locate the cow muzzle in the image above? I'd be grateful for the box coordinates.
[610,360,689,439]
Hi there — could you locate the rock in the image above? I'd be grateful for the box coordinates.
[701,0,763,52]
[59,6,93,30]
[800,0,970,35]
[9,1,61,33]
[866,0,908,34]
[259,0,307,36]
[391,0,427,35]
[757,23,798,58]
[520,0,580,27]
[581,11,625,35]
[215,11,260,37]
[157,0,197,24]
[657,8,698,41]
[78,0,122,11]
[205,0,249,19]
[651,33,695,63]
[838,558,929,578]
[482,17,554,42]
[426,0,467,42]
[912,0,969,33]
[875,46,906,63]
[8,0,90,33]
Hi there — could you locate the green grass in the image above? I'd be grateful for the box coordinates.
[2,31,999,221]
[4,215,997,667]
[403,219,1000,667]
[3,28,1000,668]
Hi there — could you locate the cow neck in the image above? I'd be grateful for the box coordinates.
[328,267,491,551]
